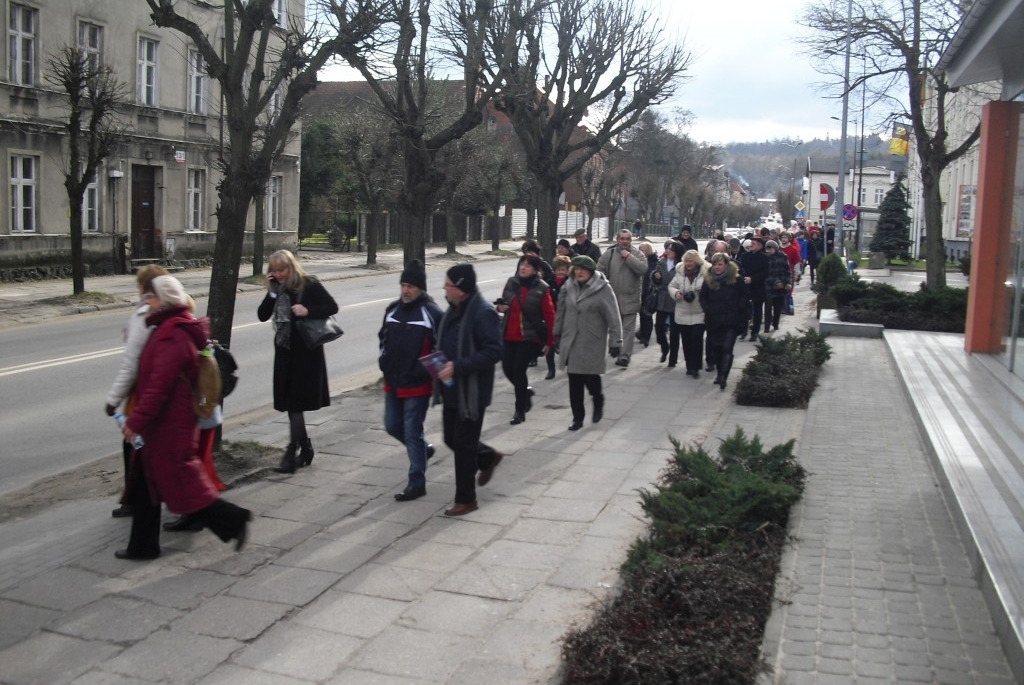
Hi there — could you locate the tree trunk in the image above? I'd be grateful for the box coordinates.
[446,204,457,255]
[365,209,379,265]
[535,183,562,263]
[69,201,85,294]
[252,195,265,277]
[921,167,947,287]
[490,207,501,252]
[207,183,251,347]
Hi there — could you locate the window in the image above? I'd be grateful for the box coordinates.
[187,49,206,114]
[187,168,205,231]
[266,176,281,230]
[272,0,285,23]
[78,21,102,69]
[874,188,886,206]
[82,168,98,233]
[137,37,158,106]
[8,4,36,86]
[267,89,282,119]
[10,155,37,233]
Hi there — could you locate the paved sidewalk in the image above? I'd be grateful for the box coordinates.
[0,249,1013,684]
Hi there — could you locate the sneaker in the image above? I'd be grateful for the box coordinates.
[615,358,629,367]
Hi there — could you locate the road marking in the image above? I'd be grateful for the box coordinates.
[0,347,124,377]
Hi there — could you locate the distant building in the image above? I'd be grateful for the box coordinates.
[1,1,302,273]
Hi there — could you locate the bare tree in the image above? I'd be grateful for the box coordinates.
[331,0,523,264]
[800,0,979,287]
[487,0,692,260]
[576,153,626,236]
[46,45,128,295]
[145,0,385,345]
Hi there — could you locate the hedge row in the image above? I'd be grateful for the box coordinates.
[734,328,833,408]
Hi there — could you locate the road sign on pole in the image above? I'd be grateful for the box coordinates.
[842,204,858,221]
[819,183,835,211]
[794,201,806,212]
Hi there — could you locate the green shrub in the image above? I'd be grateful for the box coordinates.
[815,252,846,292]
[735,330,832,408]
[563,428,806,685]
[836,283,967,333]
[959,253,971,277]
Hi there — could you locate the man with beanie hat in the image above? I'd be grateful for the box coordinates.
[434,264,503,516]
[379,259,442,501]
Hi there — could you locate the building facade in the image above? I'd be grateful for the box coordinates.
[1,0,301,274]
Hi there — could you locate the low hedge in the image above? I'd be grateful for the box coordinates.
[734,329,832,408]
[561,429,806,685]
[830,274,967,332]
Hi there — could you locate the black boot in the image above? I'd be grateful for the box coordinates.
[298,438,314,467]
[717,353,733,389]
[592,394,604,423]
[272,443,298,474]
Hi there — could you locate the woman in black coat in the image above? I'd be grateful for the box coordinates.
[700,253,749,390]
[258,249,339,473]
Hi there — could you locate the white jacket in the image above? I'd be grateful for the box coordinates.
[667,264,706,326]
[104,301,154,408]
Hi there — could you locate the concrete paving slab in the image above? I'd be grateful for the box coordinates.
[293,590,409,639]
[398,590,515,637]
[227,564,341,606]
[232,622,364,682]
[102,630,242,684]
[0,632,122,685]
[52,595,181,643]
[170,595,291,640]
[349,625,480,680]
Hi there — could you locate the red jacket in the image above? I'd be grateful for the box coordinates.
[127,306,219,513]
[780,241,802,272]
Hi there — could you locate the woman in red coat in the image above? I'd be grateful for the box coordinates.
[119,276,251,560]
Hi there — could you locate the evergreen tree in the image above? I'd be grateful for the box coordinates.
[870,178,913,263]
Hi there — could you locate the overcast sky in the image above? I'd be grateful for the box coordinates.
[661,0,846,145]
[317,0,846,146]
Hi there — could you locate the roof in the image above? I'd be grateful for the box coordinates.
[937,0,1024,100]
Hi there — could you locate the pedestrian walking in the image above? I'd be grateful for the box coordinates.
[667,250,707,377]
[700,254,749,390]
[257,249,339,474]
[572,228,602,262]
[597,228,647,367]
[553,256,623,431]
[435,264,504,517]
[636,242,659,348]
[737,238,768,341]
[116,276,251,560]
[763,240,791,332]
[379,260,443,502]
[496,255,555,425]
[652,241,684,362]
[544,255,573,380]
[104,264,169,520]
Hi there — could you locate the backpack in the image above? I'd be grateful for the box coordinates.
[212,342,238,399]
[190,345,222,420]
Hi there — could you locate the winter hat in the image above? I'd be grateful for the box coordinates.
[573,228,588,237]
[765,240,780,250]
[557,238,572,251]
[571,255,597,273]
[151,275,189,308]
[400,259,427,290]
[446,263,477,294]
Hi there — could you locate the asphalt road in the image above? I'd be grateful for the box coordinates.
[0,259,515,498]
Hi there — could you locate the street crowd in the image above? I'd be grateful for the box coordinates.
[101,221,828,560]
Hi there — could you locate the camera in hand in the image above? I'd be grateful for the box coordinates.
[683,291,695,303]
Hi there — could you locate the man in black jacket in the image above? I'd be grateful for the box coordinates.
[435,264,504,517]
[737,238,769,341]
[572,228,602,262]
[379,260,443,502]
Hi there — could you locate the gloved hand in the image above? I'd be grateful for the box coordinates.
[609,347,620,359]
[104,403,117,417]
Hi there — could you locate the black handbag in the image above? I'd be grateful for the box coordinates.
[295,315,344,348]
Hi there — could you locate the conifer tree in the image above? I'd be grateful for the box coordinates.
[870,179,913,263]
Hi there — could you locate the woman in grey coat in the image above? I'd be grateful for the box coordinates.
[554,256,624,431]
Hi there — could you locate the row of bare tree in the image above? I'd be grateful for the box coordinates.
[56,0,981,343]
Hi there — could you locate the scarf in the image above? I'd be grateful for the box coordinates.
[435,292,483,421]
[273,290,293,349]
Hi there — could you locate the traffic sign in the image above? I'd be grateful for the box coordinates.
[794,201,806,211]
[842,204,858,221]
[795,210,806,219]
[819,183,835,211]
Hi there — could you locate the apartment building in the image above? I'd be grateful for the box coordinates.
[1,0,301,273]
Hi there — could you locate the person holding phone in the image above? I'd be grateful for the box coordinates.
[257,249,339,474]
